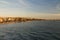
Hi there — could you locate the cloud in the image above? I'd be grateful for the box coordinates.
[17,0,32,8]
[18,0,27,6]
[56,4,60,10]
[0,0,11,8]
[0,1,9,5]
[0,0,32,8]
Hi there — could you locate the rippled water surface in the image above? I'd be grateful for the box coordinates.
[0,21,60,40]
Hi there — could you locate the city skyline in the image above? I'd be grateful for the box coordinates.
[0,0,60,19]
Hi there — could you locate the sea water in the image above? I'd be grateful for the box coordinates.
[0,21,60,40]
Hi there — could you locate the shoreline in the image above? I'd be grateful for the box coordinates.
[0,20,60,24]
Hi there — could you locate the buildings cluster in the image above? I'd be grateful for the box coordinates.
[0,17,35,23]
[0,17,44,23]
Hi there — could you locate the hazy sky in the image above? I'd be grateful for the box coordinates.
[0,0,60,19]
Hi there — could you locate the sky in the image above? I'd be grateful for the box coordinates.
[0,0,60,19]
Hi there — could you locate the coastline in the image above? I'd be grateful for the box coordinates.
[0,17,60,24]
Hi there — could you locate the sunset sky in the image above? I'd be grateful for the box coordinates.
[0,0,60,19]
